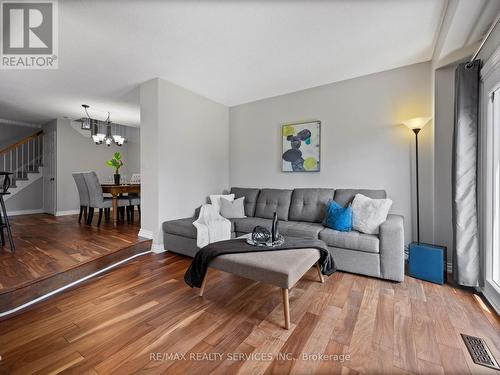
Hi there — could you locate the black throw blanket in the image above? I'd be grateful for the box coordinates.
[184,237,336,288]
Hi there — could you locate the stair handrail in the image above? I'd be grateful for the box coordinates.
[0,130,43,155]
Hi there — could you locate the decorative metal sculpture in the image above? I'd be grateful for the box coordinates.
[271,212,280,242]
[251,226,271,244]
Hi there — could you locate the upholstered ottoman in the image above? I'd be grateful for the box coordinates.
[198,248,324,329]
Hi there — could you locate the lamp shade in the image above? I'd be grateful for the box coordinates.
[402,117,431,130]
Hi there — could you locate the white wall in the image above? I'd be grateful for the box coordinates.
[139,79,160,243]
[229,62,433,243]
[140,78,229,249]
[56,119,139,213]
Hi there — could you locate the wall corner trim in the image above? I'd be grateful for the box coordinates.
[138,228,154,239]
[55,209,81,216]
[151,244,165,253]
[7,209,44,216]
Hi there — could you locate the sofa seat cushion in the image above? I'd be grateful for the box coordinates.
[163,217,198,239]
[232,217,272,234]
[210,248,321,289]
[319,228,379,253]
[279,221,325,239]
[163,218,236,239]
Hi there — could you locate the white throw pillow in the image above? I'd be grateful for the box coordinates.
[209,194,235,213]
[220,197,246,219]
[352,194,392,234]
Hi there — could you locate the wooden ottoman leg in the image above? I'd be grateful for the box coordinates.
[199,270,208,297]
[282,288,290,330]
[316,261,324,283]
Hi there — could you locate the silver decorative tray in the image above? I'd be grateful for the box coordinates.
[246,234,285,247]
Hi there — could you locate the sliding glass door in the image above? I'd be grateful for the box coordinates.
[493,87,500,288]
[484,82,500,313]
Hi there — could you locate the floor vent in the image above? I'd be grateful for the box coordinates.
[461,334,500,371]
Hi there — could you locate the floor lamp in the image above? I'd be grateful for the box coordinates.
[404,117,447,284]
[402,117,431,243]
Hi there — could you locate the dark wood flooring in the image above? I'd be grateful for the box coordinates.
[0,213,151,313]
[0,250,498,374]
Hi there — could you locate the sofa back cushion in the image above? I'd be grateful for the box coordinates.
[230,187,260,217]
[255,188,293,221]
[334,189,387,207]
[289,188,334,223]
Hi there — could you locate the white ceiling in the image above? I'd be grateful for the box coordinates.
[0,0,495,127]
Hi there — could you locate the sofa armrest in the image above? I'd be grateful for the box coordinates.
[379,214,405,282]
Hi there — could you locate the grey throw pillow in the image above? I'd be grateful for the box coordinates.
[220,197,246,219]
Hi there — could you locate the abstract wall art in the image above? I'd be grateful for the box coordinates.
[282,120,320,172]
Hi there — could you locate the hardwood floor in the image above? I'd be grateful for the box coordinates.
[0,213,151,313]
[0,251,498,374]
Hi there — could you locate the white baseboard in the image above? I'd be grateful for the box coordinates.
[138,229,164,253]
[152,244,165,253]
[7,208,44,216]
[138,228,154,239]
[55,209,81,216]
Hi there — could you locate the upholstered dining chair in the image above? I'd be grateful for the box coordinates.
[128,196,141,223]
[72,172,90,223]
[82,171,129,226]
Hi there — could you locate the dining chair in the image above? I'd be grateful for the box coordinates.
[82,171,129,226]
[72,172,90,223]
[128,196,141,223]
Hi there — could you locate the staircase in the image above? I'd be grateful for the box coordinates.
[0,130,44,201]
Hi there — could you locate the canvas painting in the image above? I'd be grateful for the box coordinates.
[282,121,320,172]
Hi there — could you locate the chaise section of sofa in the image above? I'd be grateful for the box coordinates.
[162,187,405,282]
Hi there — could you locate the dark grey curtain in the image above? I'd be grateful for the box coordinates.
[452,60,480,287]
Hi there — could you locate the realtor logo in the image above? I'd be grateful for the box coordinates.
[1,0,58,69]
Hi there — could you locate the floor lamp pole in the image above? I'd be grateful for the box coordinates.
[413,128,421,243]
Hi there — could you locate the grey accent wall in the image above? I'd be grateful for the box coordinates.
[56,119,137,213]
[5,178,43,212]
[140,78,229,249]
[1,124,44,214]
[0,123,38,150]
[434,63,457,264]
[229,62,434,243]
[126,127,140,176]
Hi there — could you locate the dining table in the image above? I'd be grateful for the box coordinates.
[101,184,140,226]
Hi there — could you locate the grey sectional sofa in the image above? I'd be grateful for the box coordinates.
[162,188,405,282]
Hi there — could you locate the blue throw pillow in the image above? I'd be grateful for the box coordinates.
[324,201,352,232]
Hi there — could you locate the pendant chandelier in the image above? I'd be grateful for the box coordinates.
[78,104,126,146]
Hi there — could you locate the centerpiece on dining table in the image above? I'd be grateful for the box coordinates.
[106,152,124,185]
